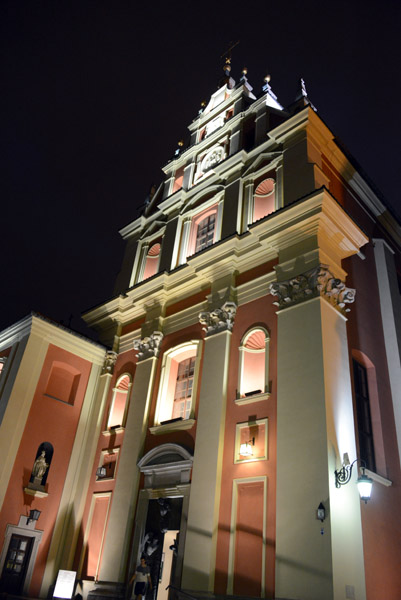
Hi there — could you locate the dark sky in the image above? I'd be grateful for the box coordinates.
[2,1,401,340]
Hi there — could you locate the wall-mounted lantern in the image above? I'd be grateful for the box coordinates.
[27,509,41,525]
[335,454,373,503]
[239,437,255,457]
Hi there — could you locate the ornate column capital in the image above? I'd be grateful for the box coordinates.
[102,351,118,375]
[199,301,237,336]
[133,331,164,361]
[268,265,356,313]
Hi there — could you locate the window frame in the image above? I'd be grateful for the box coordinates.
[106,373,132,430]
[153,341,202,428]
[237,327,270,403]
[174,193,224,267]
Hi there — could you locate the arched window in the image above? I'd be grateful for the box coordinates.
[238,328,269,399]
[154,342,201,426]
[253,178,275,222]
[142,242,161,281]
[186,205,218,258]
[107,374,131,429]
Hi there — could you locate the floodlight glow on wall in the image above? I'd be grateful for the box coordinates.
[335,454,373,503]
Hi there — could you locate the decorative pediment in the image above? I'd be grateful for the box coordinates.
[180,185,224,216]
[243,152,282,178]
[140,219,167,241]
[138,443,193,488]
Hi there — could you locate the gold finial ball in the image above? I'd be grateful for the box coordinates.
[242,67,248,75]
[201,100,206,108]
[178,140,184,147]
[264,74,271,83]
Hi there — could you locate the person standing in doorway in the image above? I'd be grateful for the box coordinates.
[129,557,152,600]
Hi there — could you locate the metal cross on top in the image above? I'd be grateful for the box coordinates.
[220,40,240,62]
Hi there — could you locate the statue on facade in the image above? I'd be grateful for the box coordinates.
[32,450,48,481]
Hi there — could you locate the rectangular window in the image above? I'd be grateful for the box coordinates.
[353,360,376,472]
[195,213,216,253]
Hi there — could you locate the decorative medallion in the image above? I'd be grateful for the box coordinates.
[268,265,356,313]
[133,331,164,361]
[199,301,237,336]
[201,145,225,173]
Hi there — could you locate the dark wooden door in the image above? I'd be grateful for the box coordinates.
[0,534,33,594]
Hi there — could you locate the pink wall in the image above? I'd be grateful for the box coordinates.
[0,343,92,597]
[215,293,277,598]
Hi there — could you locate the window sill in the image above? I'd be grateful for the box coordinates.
[150,419,196,435]
[102,426,125,436]
[364,469,392,487]
[235,392,270,406]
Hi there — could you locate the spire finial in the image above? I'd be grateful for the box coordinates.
[295,77,317,112]
[220,40,239,73]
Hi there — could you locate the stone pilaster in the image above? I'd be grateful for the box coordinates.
[99,335,161,582]
[181,304,236,591]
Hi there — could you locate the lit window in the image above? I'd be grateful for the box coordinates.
[154,342,200,426]
[142,242,161,281]
[195,213,216,253]
[238,328,269,399]
[184,205,219,260]
[253,178,275,222]
[173,357,196,419]
[172,166,185,193]
[0,357,6,377]
[107,374,131,429]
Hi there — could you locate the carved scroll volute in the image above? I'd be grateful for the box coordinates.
[268,265,356,313]
[199,301,237,336]
[133,331,164,361]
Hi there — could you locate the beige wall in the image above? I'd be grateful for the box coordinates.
[275,296,366,600]
[182,330,231,591]
[99,356,157,582]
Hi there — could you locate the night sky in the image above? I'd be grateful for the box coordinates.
[2,1,401,340]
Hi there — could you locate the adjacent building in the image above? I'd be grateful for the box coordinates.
[1,61,401,600]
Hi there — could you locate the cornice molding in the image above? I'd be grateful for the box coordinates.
[84,189,367,333]
[29,316,106,365]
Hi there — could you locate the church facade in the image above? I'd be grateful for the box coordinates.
[1,63,401,600]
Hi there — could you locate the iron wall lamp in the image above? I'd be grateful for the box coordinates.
[27,509,41,525]
[316,502,326,522]
[335,454,373,503]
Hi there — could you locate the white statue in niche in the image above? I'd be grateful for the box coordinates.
[32,451,48,480]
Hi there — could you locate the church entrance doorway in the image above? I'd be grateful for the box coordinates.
[0,534,33,594]
[141,497,182,600]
